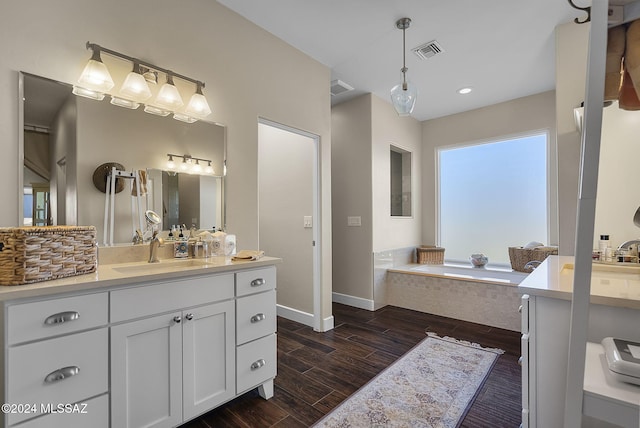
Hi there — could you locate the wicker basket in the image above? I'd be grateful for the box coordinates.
[416,246,445,264]
[508,246,558,272]
[0,226,97,286]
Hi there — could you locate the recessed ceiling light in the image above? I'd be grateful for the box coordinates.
[457,87,472,95]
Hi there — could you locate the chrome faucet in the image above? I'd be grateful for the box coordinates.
[524,260,542,271]
[617,239,640,251]
[148,230,164,263]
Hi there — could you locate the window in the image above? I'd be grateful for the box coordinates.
[438,133,548,266]
[390,145,412,216]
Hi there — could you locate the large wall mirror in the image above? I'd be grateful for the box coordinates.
[19,72,226,245]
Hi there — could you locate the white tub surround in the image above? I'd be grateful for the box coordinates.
[386,264,524,331]
[0,256,280,428]
[519,255,640,428]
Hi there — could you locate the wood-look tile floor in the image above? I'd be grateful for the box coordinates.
[182,303,522,428]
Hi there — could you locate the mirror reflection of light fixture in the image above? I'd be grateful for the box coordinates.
[166,153,215,175]
[73,42,211,122]
[390,17,418,116]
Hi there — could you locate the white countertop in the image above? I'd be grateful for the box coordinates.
[518,255,640,309]
[0,256,281,302]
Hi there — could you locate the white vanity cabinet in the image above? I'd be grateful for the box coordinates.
[521,293,640,427]
[110,273,236,428]
[2,292,109,428]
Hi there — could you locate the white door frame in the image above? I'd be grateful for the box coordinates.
[257,118,322,331]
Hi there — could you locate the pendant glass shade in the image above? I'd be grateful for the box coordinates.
[143,104,171,117]
[155,75,184,110]
[110,96,140,109]
[77,50,114,93]
[173,112,198,123]
[390,81,418,116]
[120,64,152,102]
[72,85,106,101]
[185,84,212,118]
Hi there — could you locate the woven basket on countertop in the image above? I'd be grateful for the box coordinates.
[416,246,445,264]
[0,226,97,286]
[508,246,558,272]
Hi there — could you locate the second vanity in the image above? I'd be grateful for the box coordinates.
[519,255,640,428]
[0,254,280,428]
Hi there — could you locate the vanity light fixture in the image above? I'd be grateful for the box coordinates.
[390,17,418,116]
[73,42,211,122]
[74,45,114,97]
[166,154,215,175]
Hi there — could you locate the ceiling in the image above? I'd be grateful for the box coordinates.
[217,0,586,121]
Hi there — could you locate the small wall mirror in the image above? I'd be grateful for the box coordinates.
[390,144,412,217]
[19,72,226,244]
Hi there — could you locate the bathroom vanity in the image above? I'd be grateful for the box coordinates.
[0,256,279,428]
[519,255,640,428]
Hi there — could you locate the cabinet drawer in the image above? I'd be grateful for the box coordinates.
[7,292,108,345]
[236,290,276,345]
[236,267,276,297]
[236,333,277,394]
[15,393,109,428]
[7,328,108,425]
[111,273,234,322]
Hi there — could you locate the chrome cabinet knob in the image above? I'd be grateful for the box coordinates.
[251,359,266,370]
[251,278,266,287]
[518,356,523,366]
[185,313,194,321]
[173,316,182,324]
[518,305,523,313]
[250,313,266,323]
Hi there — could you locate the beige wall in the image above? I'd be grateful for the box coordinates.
[0,0,333,323]
[331,94,421,303]
[421,91,558,249]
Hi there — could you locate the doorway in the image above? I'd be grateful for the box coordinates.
[258,119,321,330]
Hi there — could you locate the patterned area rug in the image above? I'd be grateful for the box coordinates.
[313,333,503,428]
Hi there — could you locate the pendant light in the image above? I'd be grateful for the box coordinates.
[155,74,184,110]
[390,17,418,116]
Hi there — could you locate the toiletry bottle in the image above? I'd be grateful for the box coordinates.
[599,235,609,259]
[178,227,184,240]
[168,226,174,241]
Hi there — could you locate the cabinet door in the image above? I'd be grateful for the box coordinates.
[111,312,183,428]
[183,300,235,421]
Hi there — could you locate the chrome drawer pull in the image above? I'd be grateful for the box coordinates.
[251,359,266,371]
[250,278,266,287]
[251,313,266,323]
[173,316,182,324]
[44,311,80,325]
[44,366,80,383]
[185,313,194,321]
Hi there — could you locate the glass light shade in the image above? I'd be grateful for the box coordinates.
[173,112,197,123]
[143,104,170,117]
[110,96,140,109]
[205,161,214,174]
[166,156,176,169]
[390,81,418,116]
[72,85,105,101]
[180,159,189,171]
[77,58,114,92]
[155,80,184,110]
[120,71,152,101]
[185,92,212,118]
[192,160,202,173]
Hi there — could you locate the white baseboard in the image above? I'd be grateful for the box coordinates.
[332,292,375,311]
[276,304,335,332]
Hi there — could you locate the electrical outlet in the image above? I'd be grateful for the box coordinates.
[303,216,312,228]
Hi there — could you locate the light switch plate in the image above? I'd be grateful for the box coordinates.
[303,216,313,228]
[347,216,361,227]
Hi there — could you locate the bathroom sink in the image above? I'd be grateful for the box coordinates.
[561,263,640,287]
[111,259,212,274]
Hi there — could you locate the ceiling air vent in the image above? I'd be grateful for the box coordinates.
[412,40,444,60]
[330,79,354,96]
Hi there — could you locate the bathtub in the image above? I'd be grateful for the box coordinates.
[385,263,528,331]
[389,263,528,285]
